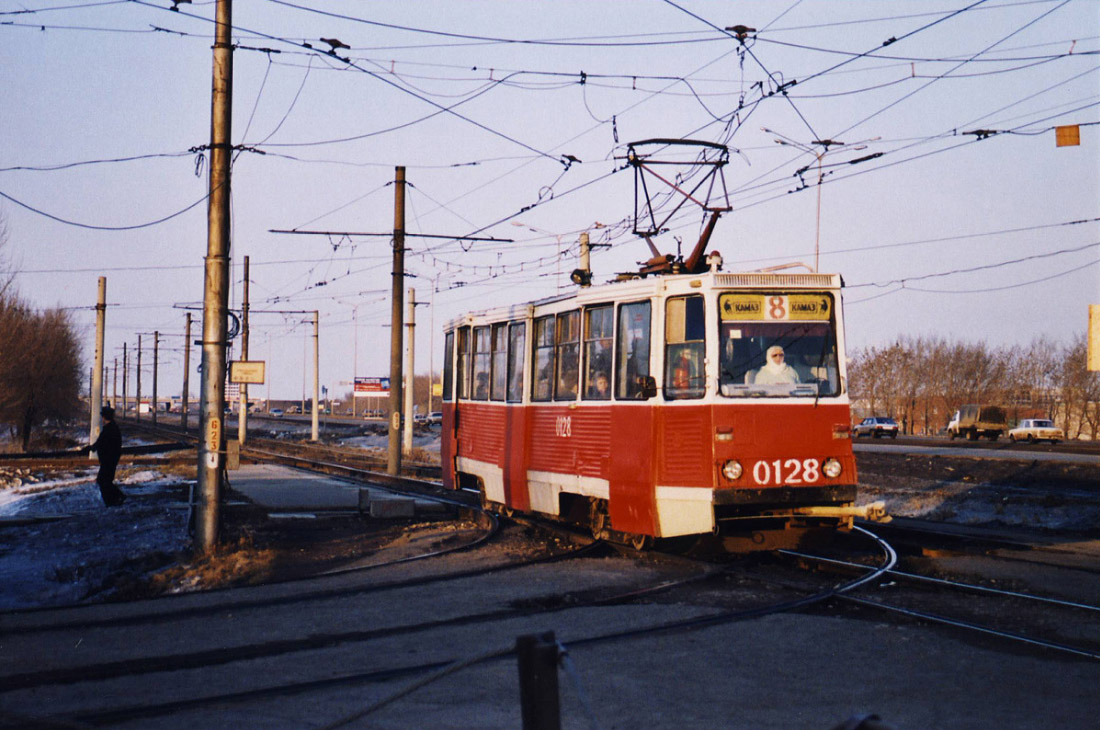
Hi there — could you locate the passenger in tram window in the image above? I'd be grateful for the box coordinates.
[587,371,610,400]
[474,372,489,400]
[752,345,800,385]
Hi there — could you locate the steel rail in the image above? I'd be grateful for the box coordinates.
[836,595,1100,661]
[781,549,1100,613]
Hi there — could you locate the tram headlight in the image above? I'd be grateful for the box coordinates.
[822,458,843,479]
[721,459,743,481]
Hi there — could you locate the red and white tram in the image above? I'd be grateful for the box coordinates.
[440,263,881,550]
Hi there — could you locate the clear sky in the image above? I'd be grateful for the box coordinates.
[2,0,1098,401]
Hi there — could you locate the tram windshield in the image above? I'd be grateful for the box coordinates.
[717,292,840,398]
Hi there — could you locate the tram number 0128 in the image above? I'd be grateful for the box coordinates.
[752,458,820,486]
[555,416,572,438]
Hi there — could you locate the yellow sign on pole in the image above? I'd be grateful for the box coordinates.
[229,360,266,384]
[1089,304,1100,372]
[1056,125,1080,147]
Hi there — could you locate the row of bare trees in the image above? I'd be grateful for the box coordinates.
[0,217,84,451]
[848,335,1100,439]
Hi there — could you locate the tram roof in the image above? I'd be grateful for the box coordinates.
[444,269,843,330]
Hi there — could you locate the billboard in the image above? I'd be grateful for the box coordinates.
[354,376,390,397]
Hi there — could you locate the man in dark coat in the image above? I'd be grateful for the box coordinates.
[89,405,126,506]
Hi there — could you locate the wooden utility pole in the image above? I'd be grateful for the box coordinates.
[311,310,319,442]
[136,334,142,422]
[403,287,415,456]
[182,312,191,431]
[90,277,106,449]
[238,255,250,445]
[152,331,159,424]
[387,167,406,475]
[197,0,233,552]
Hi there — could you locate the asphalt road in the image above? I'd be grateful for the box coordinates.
[853,436,1100,465]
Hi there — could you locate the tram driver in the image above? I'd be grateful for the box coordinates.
[750,345,801,385]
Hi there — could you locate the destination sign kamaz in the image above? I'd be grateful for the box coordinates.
[720,293,833,321]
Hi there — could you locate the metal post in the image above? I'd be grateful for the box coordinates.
[196,0,233,552]
[182,312,191,431]
[516,632,561,730]
[311,310,319,441]
[238,255,249,445]
[122,342,128,417]
[112,357,117,409]
[152,331,159,424]
[90,277,106,450]
[403,287,415,456]
[387,166,406,475]
[136,334,142,422]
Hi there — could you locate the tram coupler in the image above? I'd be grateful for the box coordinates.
[790,500,890,523]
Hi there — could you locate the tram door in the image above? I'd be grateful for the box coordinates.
[606,300,659,534]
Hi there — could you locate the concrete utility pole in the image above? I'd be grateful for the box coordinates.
[387,166,406,476]
[196,0,233,552]
[112,357,118,408]
[122,342,128,416]
[182,312,191,431]
[90,277,106,450]
[311,310,319,442]
[403,287,415,456]
[152,331,159,424]
[238,255,249,445]
[136,334,143,422]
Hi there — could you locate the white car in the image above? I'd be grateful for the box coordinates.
[1008,419,1063,444]
[270,408,284,418]
[853,416,899,439]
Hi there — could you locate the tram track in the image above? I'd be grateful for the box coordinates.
[0,528,898,729]
[779,547,1100,661]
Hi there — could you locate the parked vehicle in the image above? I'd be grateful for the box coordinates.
[853,416,899,439]
[1008,418,1063,444]
[426,411,443,425]
[947,404,1007,441]
[270,408,284,418]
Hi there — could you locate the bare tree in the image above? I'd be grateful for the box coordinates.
[1058,335,1100,439]
[0,215,84,451]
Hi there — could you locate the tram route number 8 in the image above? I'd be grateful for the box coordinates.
[752,458,820,485]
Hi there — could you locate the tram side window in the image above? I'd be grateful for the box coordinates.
[532,316,554,402]
[555,310,580,401]
[616,301,652,399]
[507,322,526,402]
[665,295,705,400]
[490,323,507,401]
[583,305,613,400]
[442,331,454,402]
[456,327,470,400]
[472,326,490,400]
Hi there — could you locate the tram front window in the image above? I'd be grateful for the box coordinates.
[718,292,840,398]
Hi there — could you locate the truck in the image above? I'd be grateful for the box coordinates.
[947,404,1007,441]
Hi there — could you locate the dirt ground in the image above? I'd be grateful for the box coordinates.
[2,448,1098,608]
